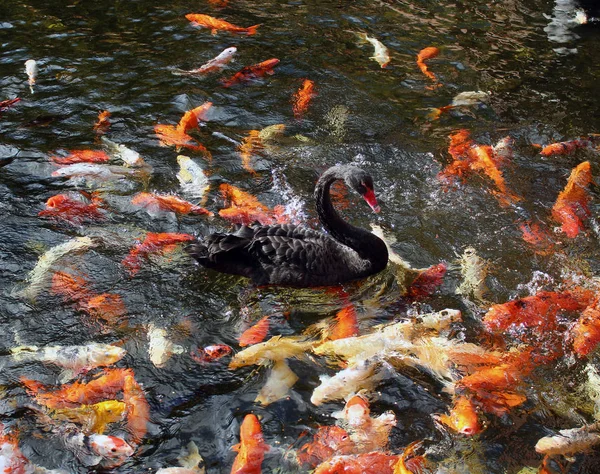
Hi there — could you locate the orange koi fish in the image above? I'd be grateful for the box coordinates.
[39,192,106,225]
[21,368,134,409]
[540,138,597,156]
[436,395,482,436]
[483,290,592,333]
[131,192,213,216]
[393,441,426,474]
[551,161,593,238]
[406,262,447,300]
[518,220,555,255]
[416,46,440,82]
[123,374,150,444]
[570,299,600,357]
[51,271,92,303]
[221,58,280,88]
[293,79,316,119]
[93,110,111,134]
[218,184,290,225]
[0,97,21,114]
[154,124,211,155]
[191,344,233,363]
[313,452,401,474]
[83,293,127,326]
[297,426,354,468]
[122,232,195,276]
[230,414,269,474]
[238,130,262,174]
[468,144,521,206]
[329,304,359,340]
[185,13,260,35]
[177,102,213,133]
[50,149,110,165]
[239,316,270,347]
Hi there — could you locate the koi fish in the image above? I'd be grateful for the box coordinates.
[154,124,211,154]
[100,136,147,167]
[518,220,555,255]
[83,293,127,326]
[255,359,299,405]
[147,323,185,368]
[131,192,213,217]
[551,161,593,238]
[535,422,600,456]
[238,130,261,174]
[25,59,38,91]
[122,232,195,276]
[239,316,270,347]
[65,431,134,467]
[191,344,232,364]
[177,155,210,199]
[230,414,268,474]
[455,247,490,303]
[50,149,110,165]
[356,32,390,68]
[328,304,359,340]
[468,144,521,205]
[39,192,106,226]
[172,47,237,75]
[435,395,482,436]
[416,46,439,81]
[185,13,260,35]
[540,138,597,156]
[220,58,280,87]
[293,79,316,118]
[427,91,490,120]
[51,270,91,302]
[21,367,134,409]
[93,110,111,134]
[218,183,288,225]
[46,400,127,434]
[18,236,94,300]
[156,441,205,474]
[570,299,600,357]
[0,424,34,473]
[11,343,126,377]
[177,102,213,133]
[393,441,425,474]
[311,358,384,406]
[406,262,447,300]
[229,335,313,369]
[297,426,355,467]
[123,374,150,444]
[51,163,138,181]
[0,97,21,114]
[313,452,401,474]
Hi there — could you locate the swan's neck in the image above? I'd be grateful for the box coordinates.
[315,168,388,269]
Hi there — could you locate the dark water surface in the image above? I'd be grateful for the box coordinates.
[1,0,600,472]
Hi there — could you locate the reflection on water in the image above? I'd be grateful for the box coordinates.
[1,0,600,472]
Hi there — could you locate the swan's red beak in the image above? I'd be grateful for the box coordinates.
[363,188,380,213]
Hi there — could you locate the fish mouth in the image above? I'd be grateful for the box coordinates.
[362,188,380,213]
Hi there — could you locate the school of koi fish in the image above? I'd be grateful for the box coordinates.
[2,1,600,473]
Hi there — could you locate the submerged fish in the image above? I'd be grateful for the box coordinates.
[551,161,593,238]
[416,46,440,82]
[93,110,111,134]
[147,323,185,368]
[39,192,106,226]
[51,163,138,181]
[46,400,127,434]
[122,232,195,275]
[255,359,299,406]
[131,192,212,217]
[239,316,270,347]
[177,155,210,199]
[293,79,317,118]
[535,422,600,456]
[50,149,110,165]
[455,246,490,304]
[220,58,279,87]
[100,136,147,167]
[230,414,268,474]
[156,441,205,474]
[185,13,260,35]
[172,47,237,75]
[25,59,38,91]
[356,32,390,68]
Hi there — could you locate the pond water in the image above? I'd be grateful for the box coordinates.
[1,0,600,472]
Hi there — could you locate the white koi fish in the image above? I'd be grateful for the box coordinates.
[25,59,38,92]
[255,359,299,406]
[176,155,210,199]
[101,136,147,167]
[156,441,205,474]
[52,163,138,180]
[172,47,237,76]
[356,33,390,68]
[147,323,184,368]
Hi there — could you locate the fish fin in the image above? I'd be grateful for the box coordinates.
[246,25,261,35]
[58,369,77,384]
[231,442,241,452]
[211,28,218,35]
[179,441,204,470]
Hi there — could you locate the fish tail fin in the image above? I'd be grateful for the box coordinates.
[246,24,261,35]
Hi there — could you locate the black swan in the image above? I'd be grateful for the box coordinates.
[186,164,389,287]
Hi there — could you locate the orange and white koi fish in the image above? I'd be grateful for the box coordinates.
[191,344,232,364]
[50,149,110,165]
[540,137,598,156]
[173,47,237,75]
[551,161,593,238]
[221,58,280,87]
[65,431,134,467]
[39,192,106,225]
[185,13,260,35]
[230,414,268,474]
[93,110,111,134]
[122,232,195,275]
[46,400,127,434]
[293,79,316,119]
[416,46,440,81]
[356,33,390,68]
[535,421,600,456]
[435,395,482,436]
[132,192,212,217]
[313,452,401,474]
[156,441,205,474]
[25,59,38,91]
[297,426,354,468]
[155,124,211,154]
[239,316,270,347]
[123,373,150,444]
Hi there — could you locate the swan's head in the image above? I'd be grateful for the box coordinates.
[344,166,380,213]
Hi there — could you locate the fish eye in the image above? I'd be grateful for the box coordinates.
[111,447,117,452]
